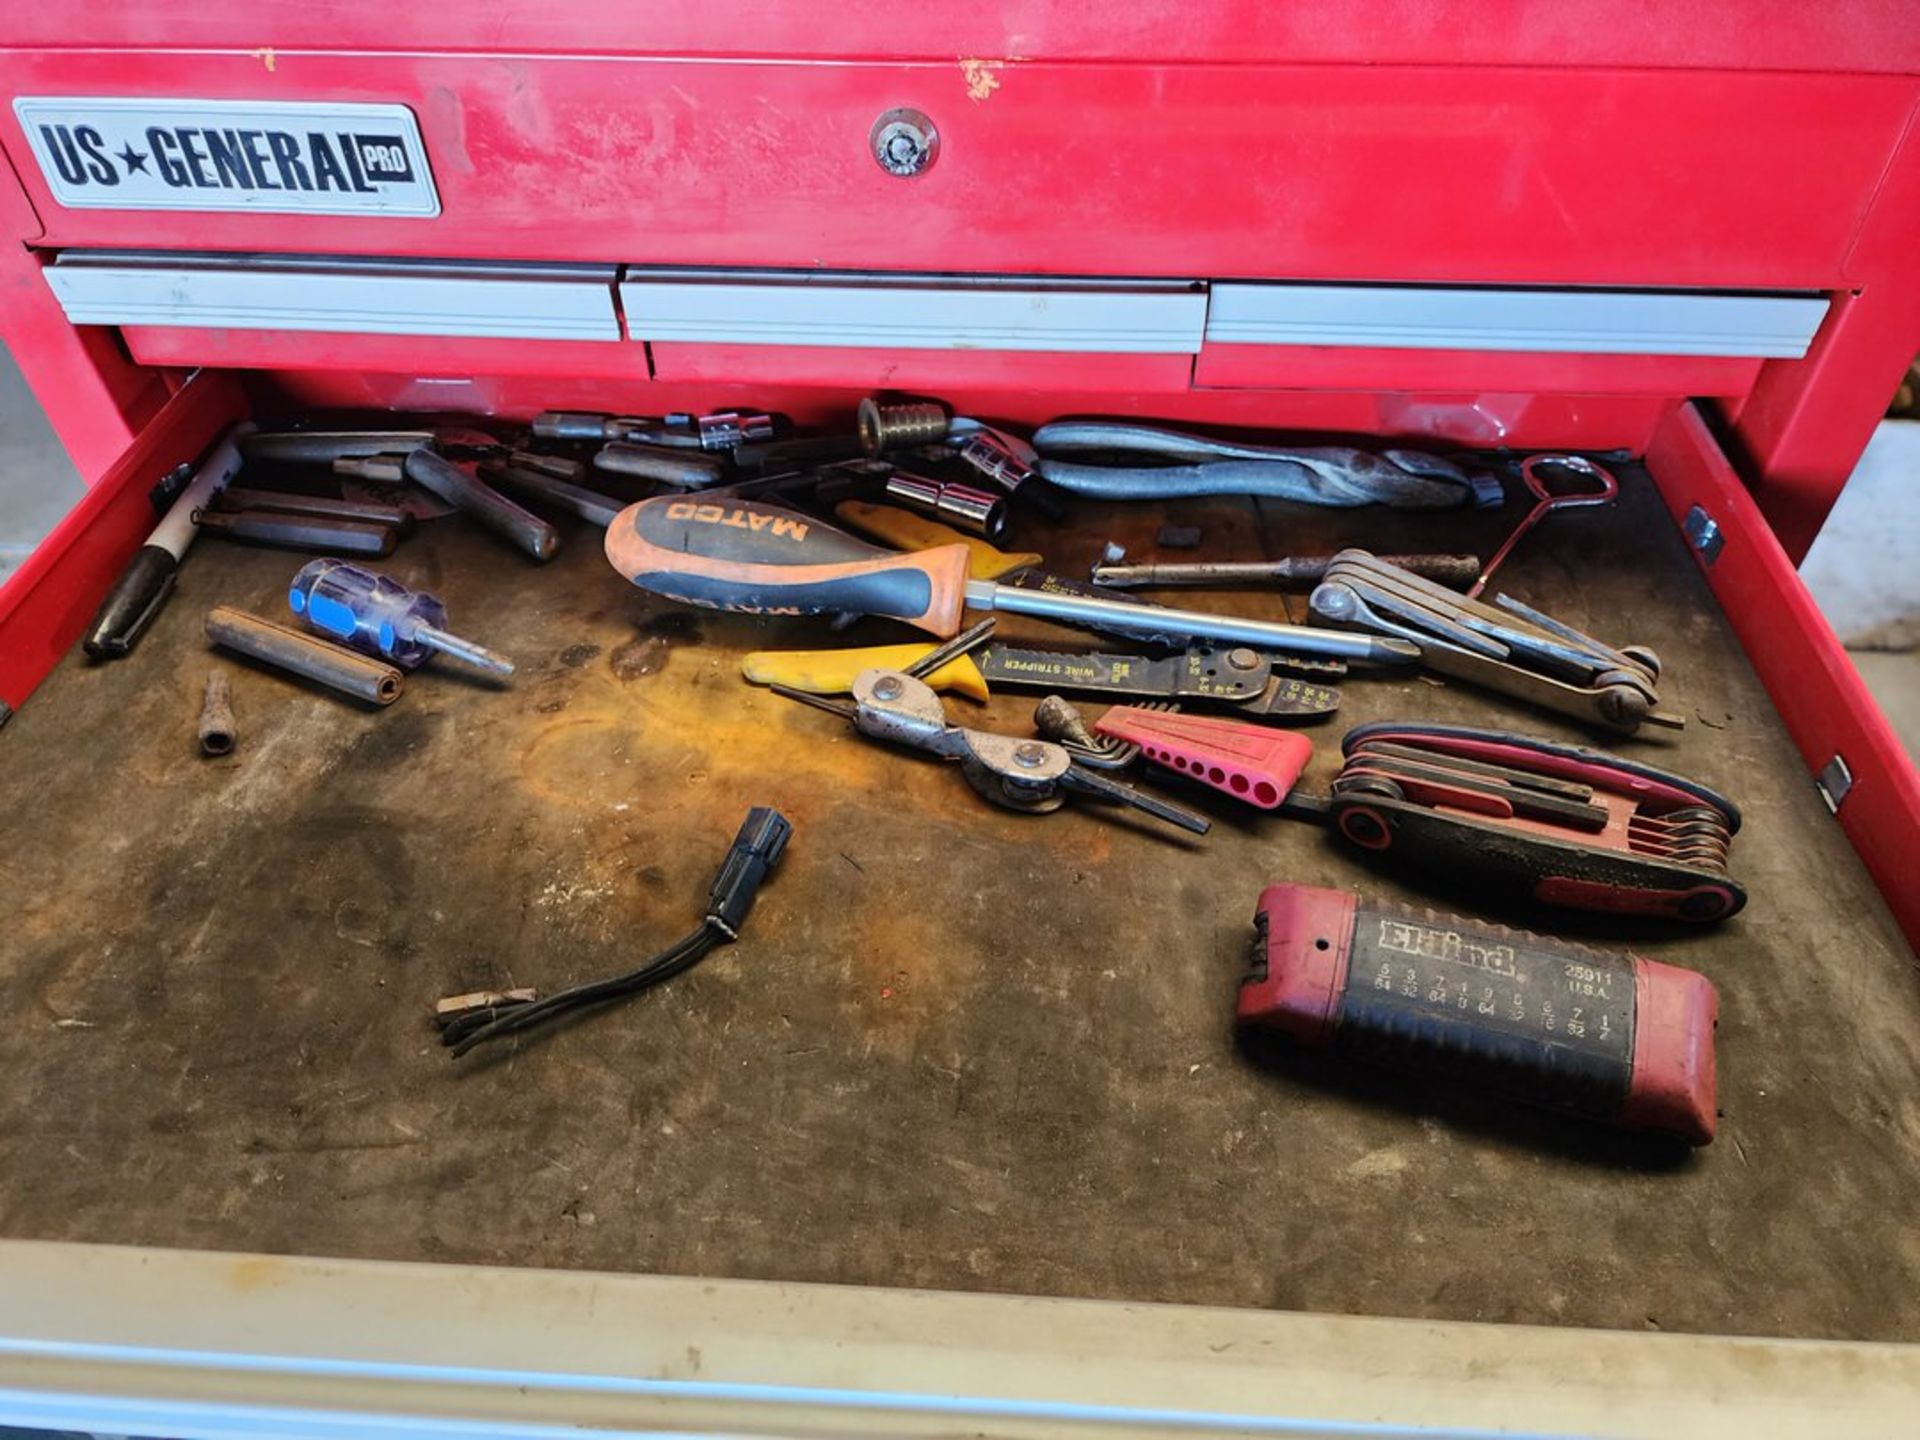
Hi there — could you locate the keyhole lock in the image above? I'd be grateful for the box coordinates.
[870,108,939,177]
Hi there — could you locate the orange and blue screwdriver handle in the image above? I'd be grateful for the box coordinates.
[604,495,973,637]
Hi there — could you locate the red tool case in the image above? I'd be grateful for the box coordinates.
[1,6,1919,1423]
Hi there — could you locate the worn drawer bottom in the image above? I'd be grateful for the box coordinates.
[0,409,1914,1346]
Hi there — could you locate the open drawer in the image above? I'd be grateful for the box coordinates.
[1,366,1918,1435]
[3,8,1920,1435]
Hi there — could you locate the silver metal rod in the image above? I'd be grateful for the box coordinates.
[415,624,516,679]
[594,442,724,489]
[508,450,585,480]
[192,508,398,558]
[217,487,413,530]
[1092,553,1480,592]
[964,579,1419,665]
[406,448,559,561]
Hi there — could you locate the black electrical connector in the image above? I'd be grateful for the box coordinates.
[706,805,792,936]
[438,807,793,1058]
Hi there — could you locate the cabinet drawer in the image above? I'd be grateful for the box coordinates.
[3,53,1912,287]
[0,373,1915,1371]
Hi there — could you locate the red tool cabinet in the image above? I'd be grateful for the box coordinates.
[2,5,1919,1431]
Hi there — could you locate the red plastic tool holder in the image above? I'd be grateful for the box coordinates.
[1094,708,1313,810]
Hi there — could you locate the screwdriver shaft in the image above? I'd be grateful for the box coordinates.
[416,623,516,678]
[1091,553,1480,591]
[963,578,1418,665]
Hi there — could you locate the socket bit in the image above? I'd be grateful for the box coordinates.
[197,671,236,756]
[883,473,1006,539]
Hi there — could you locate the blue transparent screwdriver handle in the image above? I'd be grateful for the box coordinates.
[289,558,514,676]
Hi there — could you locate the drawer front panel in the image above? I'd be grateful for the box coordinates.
[1205,285,1828,359]
[48,254,621,341]
[621,272,1205,354]
[1,50,1910,288]
[1194,346,1763,399]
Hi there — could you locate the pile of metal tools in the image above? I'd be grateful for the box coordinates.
[77,392,1745,1135]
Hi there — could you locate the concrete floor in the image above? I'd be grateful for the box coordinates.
[0,342,81,584]
[1798,420,1920,757]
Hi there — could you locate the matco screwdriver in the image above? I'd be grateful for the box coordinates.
[287,558,515,677]
[602,496,1417,665]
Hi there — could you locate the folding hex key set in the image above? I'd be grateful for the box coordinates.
[1300,723,1745,923]
[1239,883,1722,1146]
